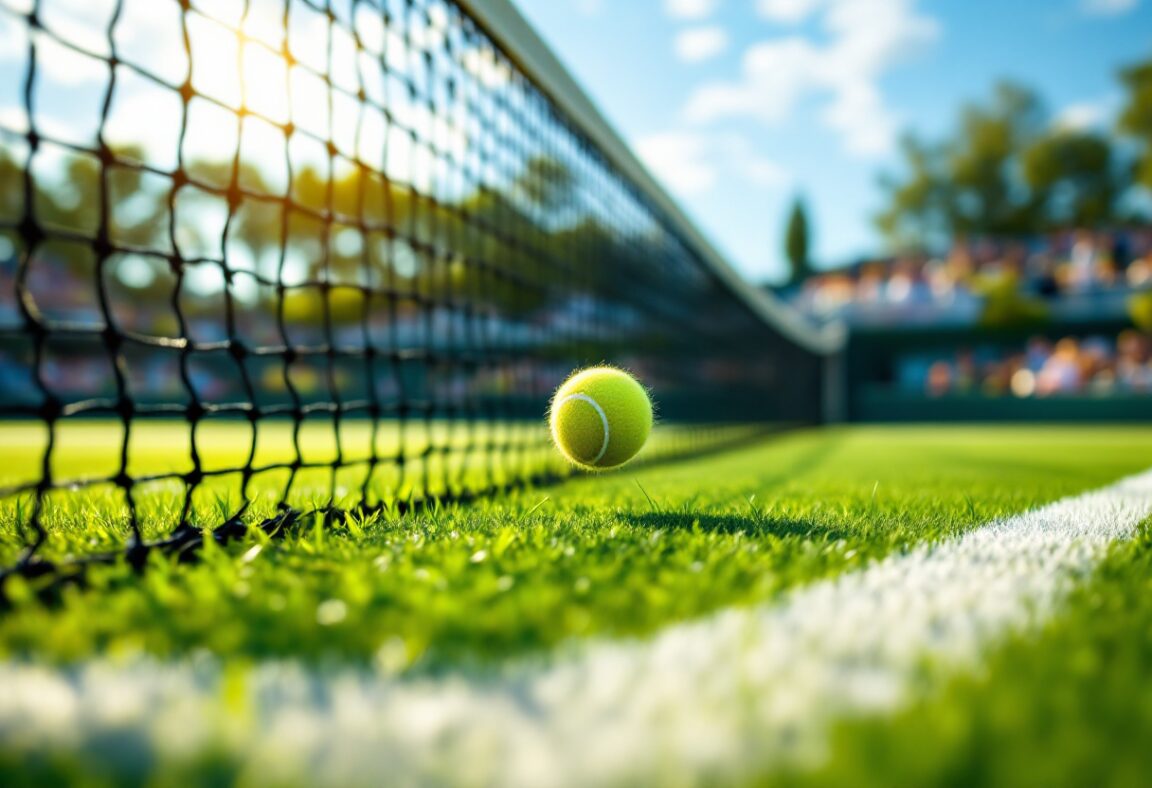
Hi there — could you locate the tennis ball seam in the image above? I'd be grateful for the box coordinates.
[548,366,652,470]
[554,392,610,464]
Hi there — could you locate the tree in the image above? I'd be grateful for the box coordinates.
[946,82,1046,236]
[1117,59,1152,191]
[1022,129,1119,229]
[875,82,1050,246]
[875,135,952,250]
[784,197,812,284]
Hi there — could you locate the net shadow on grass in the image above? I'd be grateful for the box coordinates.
[623,511,839,541]
[0,424,792,609]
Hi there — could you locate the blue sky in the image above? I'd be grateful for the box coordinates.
[514,0,1152,283]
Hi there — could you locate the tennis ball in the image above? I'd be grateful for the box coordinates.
[549,367,653,470]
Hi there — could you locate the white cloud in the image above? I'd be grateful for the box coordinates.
[30,30,107,87]
[0,14,26,63]
[715,134,789,186]
[758,0,824,23]
[1054,98,1116,131]
[686,37,815,124]
[1056,104,1103,131]
[821,82,898,156]
[674,26,729,63]
[0,107,28,134]
[1080,0,1139,16]
[635,131,788,196]
[636,132,717,195]
[663,0,721,20]
[685,0,938,157]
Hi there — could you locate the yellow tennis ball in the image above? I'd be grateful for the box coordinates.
[549,367,653,470]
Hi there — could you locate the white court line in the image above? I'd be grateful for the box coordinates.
[2,470,1151,786]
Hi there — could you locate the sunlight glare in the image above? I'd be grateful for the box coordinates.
[242,42,290,125]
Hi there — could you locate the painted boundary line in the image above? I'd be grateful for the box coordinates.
[2,469,1151,786]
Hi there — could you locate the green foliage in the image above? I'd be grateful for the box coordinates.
[1128,289,1152,331]
[875,135,953,250]
[1117,59,1152,190]
[1022,129,1119,229]
[947,83,1048,236]
[0,145,627,321]
[976,272,1050,327]
[784,197,812,284]
[877,81,1125,246]
[1,144,164,248]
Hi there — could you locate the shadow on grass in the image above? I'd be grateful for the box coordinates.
[623,511,848,542]
[623,428,851,538]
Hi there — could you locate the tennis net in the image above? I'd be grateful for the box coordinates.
[0,0,839,578]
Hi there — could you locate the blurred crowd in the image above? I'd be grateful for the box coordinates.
[899,331,1152,398]
[791,229,1152,322]
[6,229,1152,407]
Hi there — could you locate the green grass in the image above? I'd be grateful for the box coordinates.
[1,424,1147,671]
[1,424,1151,788]
[776,520,1152,788]
[0,419,764,557]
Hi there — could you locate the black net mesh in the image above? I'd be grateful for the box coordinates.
[0,0,827,578]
